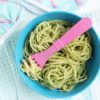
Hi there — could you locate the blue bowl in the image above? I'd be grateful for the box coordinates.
[16,11,100,98]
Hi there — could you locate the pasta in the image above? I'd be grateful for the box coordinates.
[21,20,91,91]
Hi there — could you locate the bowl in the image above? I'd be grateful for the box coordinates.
[16,11,100,98]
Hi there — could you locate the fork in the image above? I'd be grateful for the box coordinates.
[31,17,92,69]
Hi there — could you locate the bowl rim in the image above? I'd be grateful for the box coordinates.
[15,11,100,98]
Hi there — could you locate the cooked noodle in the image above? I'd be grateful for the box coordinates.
[21,20,91,91]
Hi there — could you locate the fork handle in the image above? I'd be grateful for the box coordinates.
[46,17,92,56]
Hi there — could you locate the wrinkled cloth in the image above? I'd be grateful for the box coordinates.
[0,1,24,37]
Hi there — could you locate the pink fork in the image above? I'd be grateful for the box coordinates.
[31,17,92,69]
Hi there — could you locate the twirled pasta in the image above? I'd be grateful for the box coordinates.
[21,20,91,91]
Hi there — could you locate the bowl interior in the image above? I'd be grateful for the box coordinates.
[16,12,100,98]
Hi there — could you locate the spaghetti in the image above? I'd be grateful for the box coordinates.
[21,20,91,91]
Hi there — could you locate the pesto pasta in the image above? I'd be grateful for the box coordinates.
[21,20,91,91]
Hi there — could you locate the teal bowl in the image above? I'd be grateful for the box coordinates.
[16,11,100,98]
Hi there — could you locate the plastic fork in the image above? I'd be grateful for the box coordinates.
[31,17,92,69]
